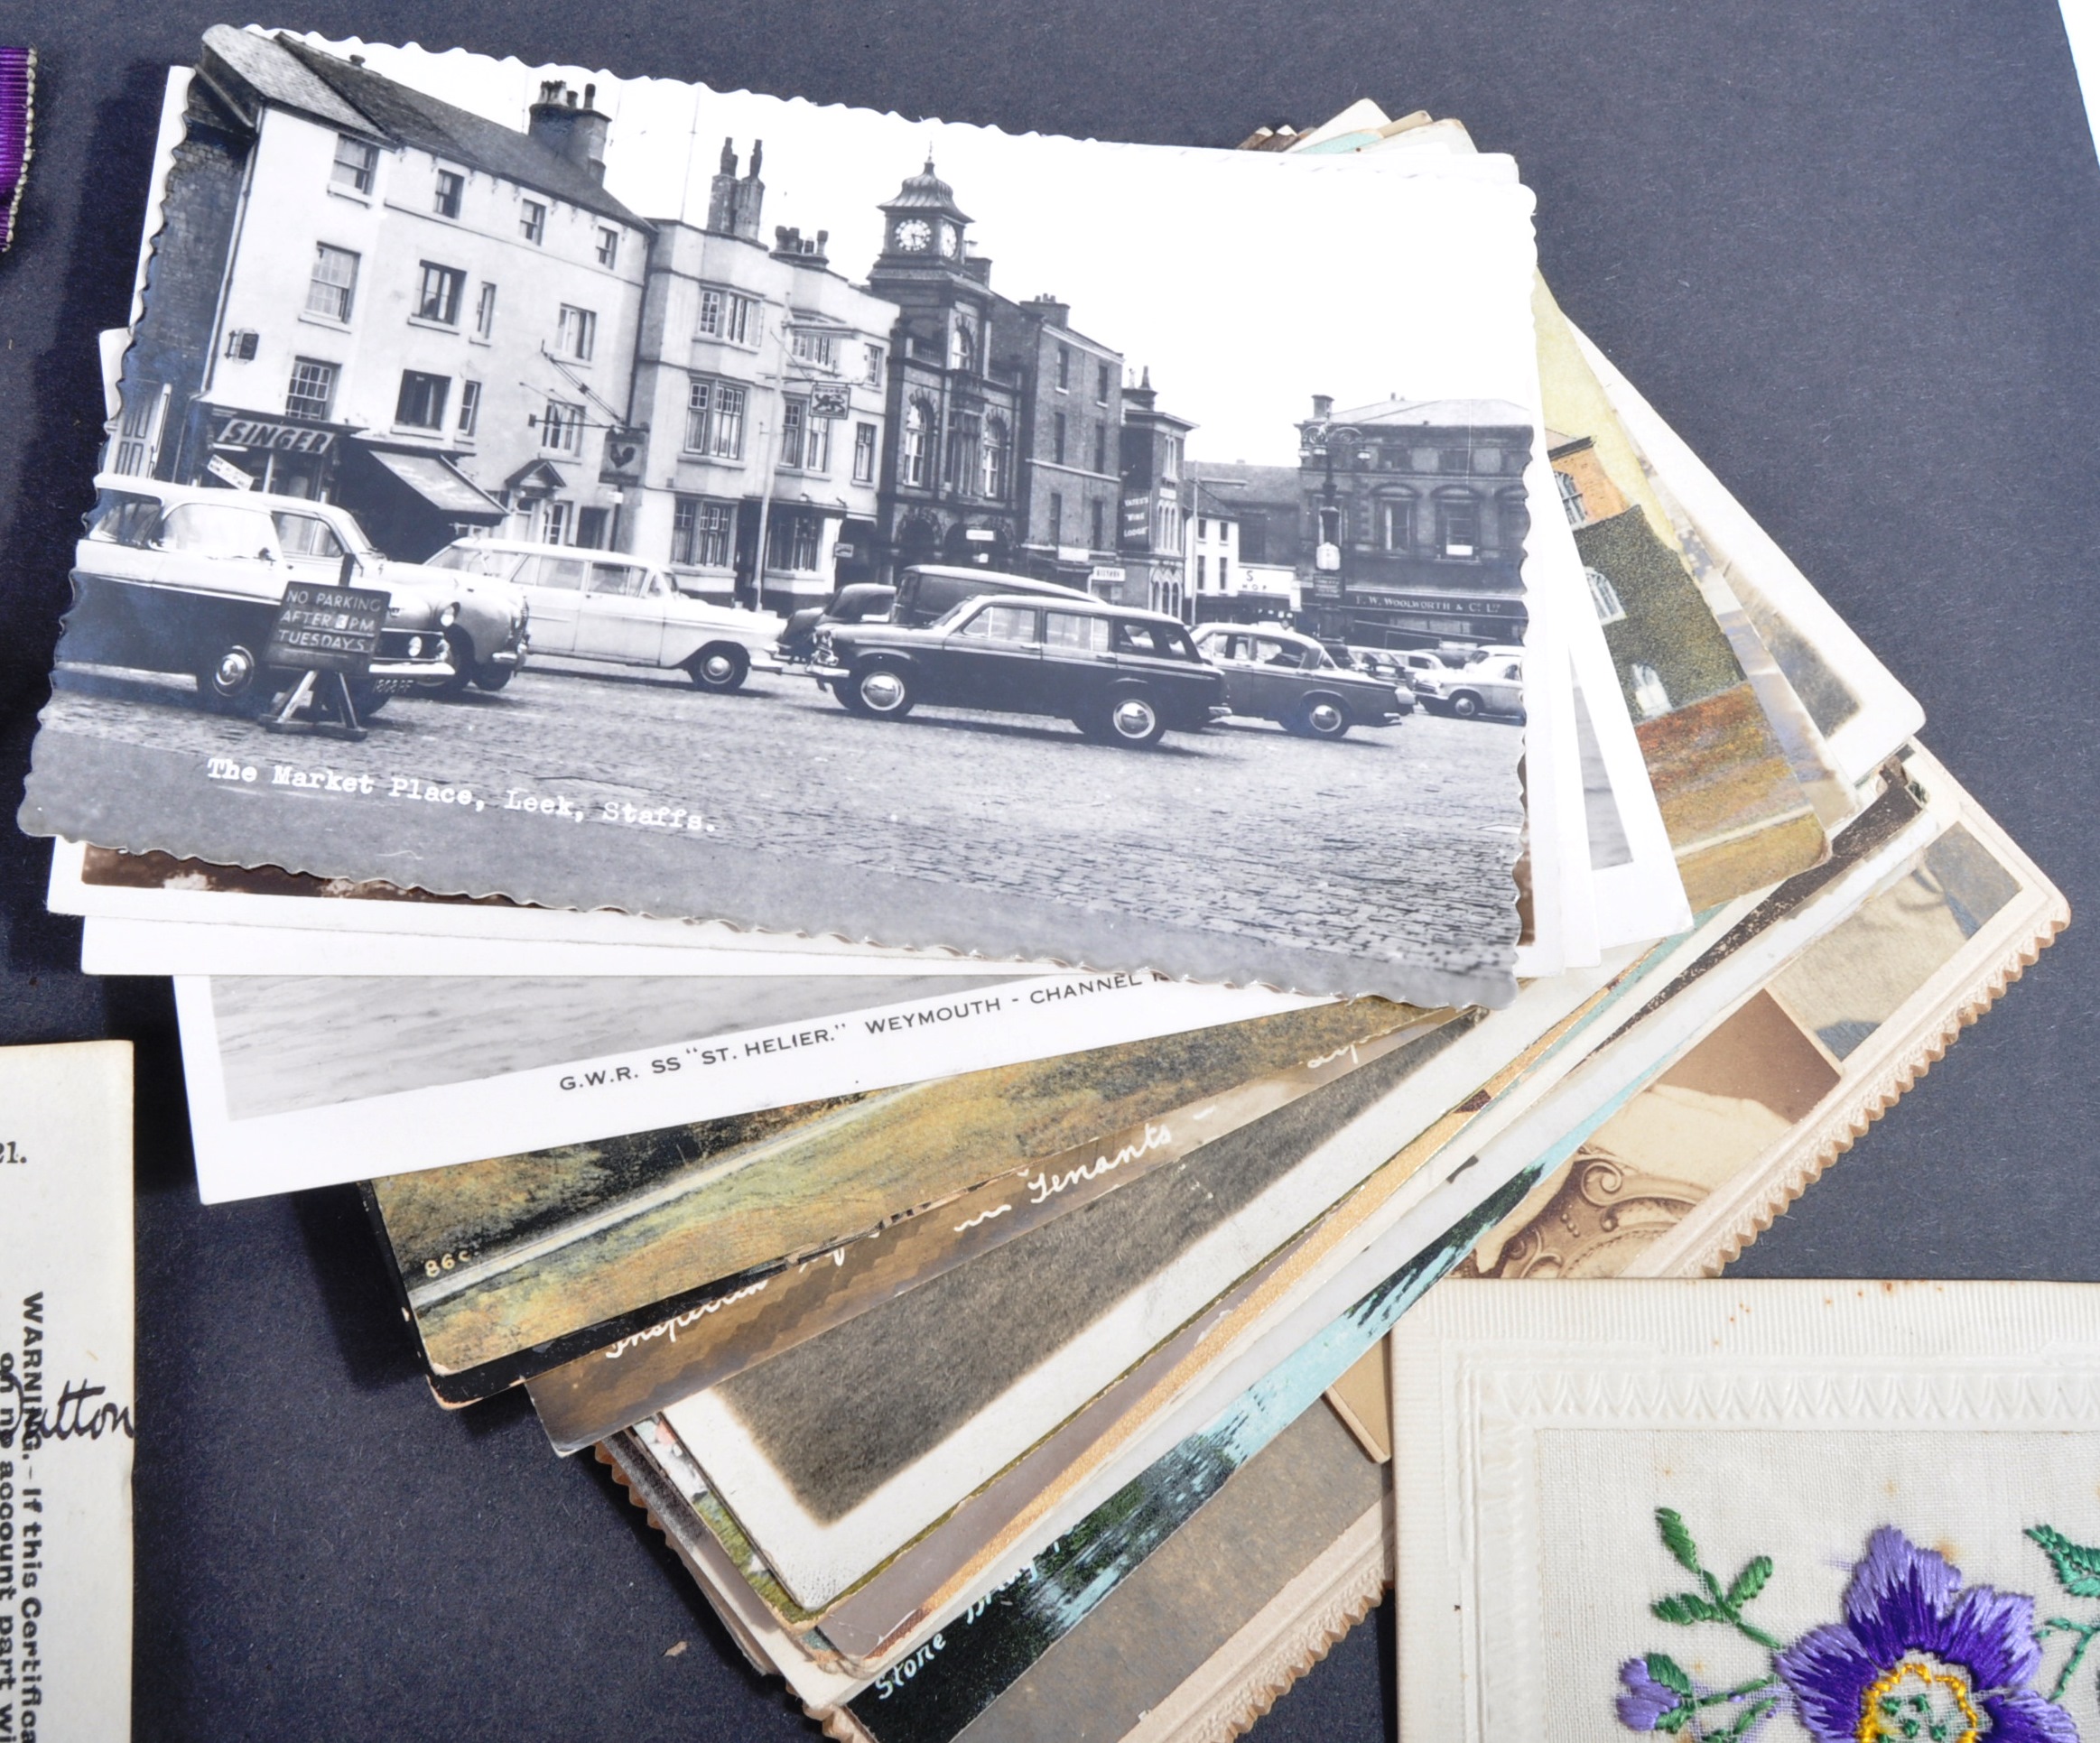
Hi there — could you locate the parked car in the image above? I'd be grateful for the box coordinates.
[1191,625,1408,739]
[386,552,530,694]
[777,582,900,667]
[1392,647,1457,681]
[1334,644,1419,712]
[813,595,1227,747]
[1413,651,1525,719]
[778,565,1091,667]
[62,475,461,713]
[426,539,781,691]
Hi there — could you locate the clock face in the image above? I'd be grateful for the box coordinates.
[938,223,959,258]
[895,218,932,253]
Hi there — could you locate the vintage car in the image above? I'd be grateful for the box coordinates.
[776,565,1090,667]
[1333,644,1419,712]
[776,582,899,667]
[427,538,782,692]
[812,594,1227,748]
[1189,625,1409,739]
[1412,651,1526,719]
[62,476,477,712]
[1391,647,1461,681]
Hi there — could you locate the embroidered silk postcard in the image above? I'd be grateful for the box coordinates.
[19,26,1575,1008]
[1392,1280,2100,1743]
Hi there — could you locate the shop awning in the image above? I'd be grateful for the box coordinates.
[363,449,506,522]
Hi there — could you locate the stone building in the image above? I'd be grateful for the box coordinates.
[864,161,1027,575]
[109,27,652,559]
[627,142,896,608]
[863,159,1125,592]
[1294,394,1534,650]
[992,293,1126,592]
[1114,368,1191,616]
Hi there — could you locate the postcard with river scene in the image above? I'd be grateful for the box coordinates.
[19,27,1584,1008]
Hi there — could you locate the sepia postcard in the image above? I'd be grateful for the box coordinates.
[173,964,1324,1200]
[526,1009,1454,1453]
[1576,328,1925,788]
[653,945,1652,1613]
[1392,1280,2100,1742]
[19,27,1583,1007]
[1465,745,2067,1284]
[1529,284,1834,910]
[368,997,1434,1398]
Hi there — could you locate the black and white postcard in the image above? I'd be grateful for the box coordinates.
[26,27,1573,1006]
[172,967,1324,1200]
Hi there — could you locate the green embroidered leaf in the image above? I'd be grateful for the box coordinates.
[1651,1592,1719,1627]
[1726,1555,1774,1609]
[2028,1524,2100,1599]
[1654,1705,1694,1734]
[1714,1695,1781,1741]
[1657,1507,1704,1577]
[1644,1652,1695,1696]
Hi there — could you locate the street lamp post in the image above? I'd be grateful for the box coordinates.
[1312,428,1345,639]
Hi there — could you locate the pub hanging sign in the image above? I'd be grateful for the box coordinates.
[599,425,648,485]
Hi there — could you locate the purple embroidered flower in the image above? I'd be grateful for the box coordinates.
[1616,1657,1682,1730]
[1775,1527,2077,1743]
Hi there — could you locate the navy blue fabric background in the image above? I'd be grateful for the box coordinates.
[2,5,2095,1736]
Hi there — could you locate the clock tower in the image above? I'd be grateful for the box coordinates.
[873,157,974,273]
[866,156,1023,580]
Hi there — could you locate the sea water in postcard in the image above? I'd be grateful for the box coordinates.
[20,26,1552,1008]
[0,1043,135,1743]
[1393,1280,2100,1743]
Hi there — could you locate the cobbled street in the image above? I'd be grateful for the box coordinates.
[41,656,1526,975]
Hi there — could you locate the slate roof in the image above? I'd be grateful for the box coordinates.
[199,25,646,230]
[1187,460,1304,506]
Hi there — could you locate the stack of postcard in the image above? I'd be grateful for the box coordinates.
[14,34,2066,1740]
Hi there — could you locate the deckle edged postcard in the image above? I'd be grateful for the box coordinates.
[21,27,1558,1009]
[1392,1280,2100,1743]
[0,1042,135,1743]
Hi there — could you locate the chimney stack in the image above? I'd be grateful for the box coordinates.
[527,79,610,184]
[705,138,766,240]
[1311,394,1334,420]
